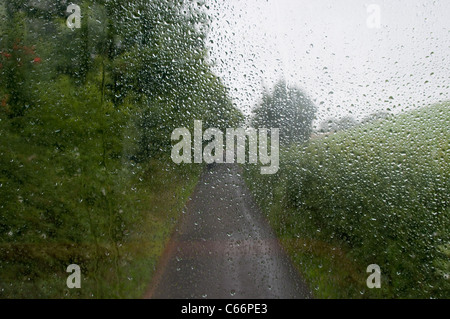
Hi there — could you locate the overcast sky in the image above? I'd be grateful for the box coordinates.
[205,0,450,126]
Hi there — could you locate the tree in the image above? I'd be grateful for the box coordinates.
[252,80,316,145]
[362,111,390,124]
[318,115,358,133]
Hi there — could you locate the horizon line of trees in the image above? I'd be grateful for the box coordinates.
[248,79,396,143]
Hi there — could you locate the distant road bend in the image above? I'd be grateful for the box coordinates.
[145,163,312,299]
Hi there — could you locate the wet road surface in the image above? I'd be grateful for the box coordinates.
[145,164,312,299]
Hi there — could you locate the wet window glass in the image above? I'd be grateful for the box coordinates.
[0,0,448,300]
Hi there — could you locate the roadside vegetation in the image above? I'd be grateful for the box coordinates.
[0,0,241,298]
[245,102,449,298]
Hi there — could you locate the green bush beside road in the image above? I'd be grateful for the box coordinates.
[244,103,450,298]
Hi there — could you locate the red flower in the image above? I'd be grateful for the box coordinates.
[33,57,42,64]
[1,52,12,59]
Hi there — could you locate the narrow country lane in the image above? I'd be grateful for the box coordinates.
[145,163,312,299]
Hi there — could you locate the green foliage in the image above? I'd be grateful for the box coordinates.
[0,0,241,298]
[245,103,450,298]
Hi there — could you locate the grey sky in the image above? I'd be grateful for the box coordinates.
[205,0,450,126]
